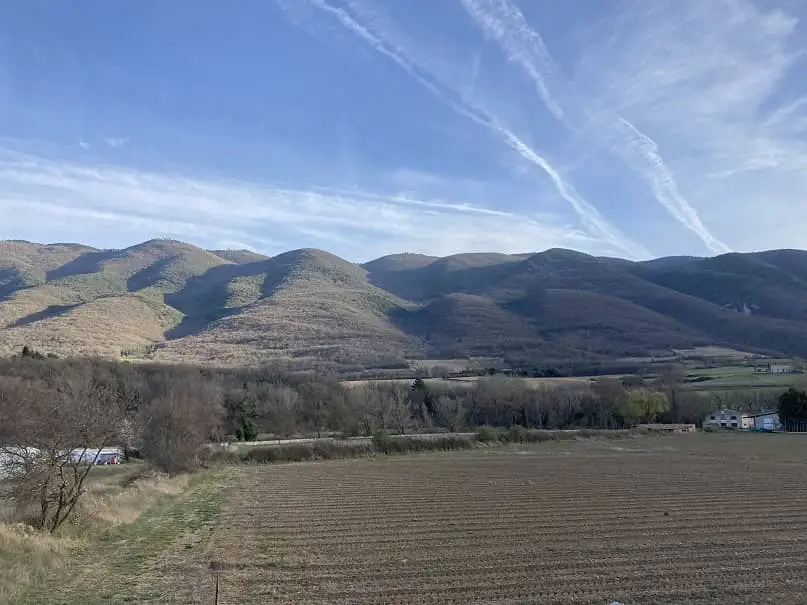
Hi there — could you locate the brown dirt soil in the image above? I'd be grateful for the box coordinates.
[19,433,807,604]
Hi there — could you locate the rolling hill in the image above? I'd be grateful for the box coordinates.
[3,239,807,369]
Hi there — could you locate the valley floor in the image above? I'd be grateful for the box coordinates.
[11,434,807,604]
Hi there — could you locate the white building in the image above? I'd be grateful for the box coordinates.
[703,409,753,430]
[769,363,794,374]
[749,411,782,432]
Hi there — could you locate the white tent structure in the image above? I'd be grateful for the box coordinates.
[69,447,122,465]
[0,446,41,479]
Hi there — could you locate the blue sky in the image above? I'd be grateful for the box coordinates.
[1,0,806,261]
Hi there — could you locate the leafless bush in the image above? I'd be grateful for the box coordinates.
[138,374,223,475]
[0,371,123,532]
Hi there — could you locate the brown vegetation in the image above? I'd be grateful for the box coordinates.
[0,466,192,603]
[0,370,124,532]
[24,433,807,604]
[5,240,807,369]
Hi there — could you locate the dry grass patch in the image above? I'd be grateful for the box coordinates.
[72,471,191,530]
[14,470,227,605]
[0,524,78,604]
[0,466,194,603]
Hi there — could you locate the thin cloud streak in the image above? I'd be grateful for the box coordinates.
[615,117,730,254]
[460,0,730,254]
[574,0,807,252]
[0,147,605,261]
[288,0,648,259]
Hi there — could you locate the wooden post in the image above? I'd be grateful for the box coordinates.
[209,561,223,605]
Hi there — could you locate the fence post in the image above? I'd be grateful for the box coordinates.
[209,561,222,605]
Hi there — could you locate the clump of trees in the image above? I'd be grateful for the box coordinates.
[778,388,807,431]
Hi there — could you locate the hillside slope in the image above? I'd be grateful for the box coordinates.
[3,240,807,367]
[156,248,420,368]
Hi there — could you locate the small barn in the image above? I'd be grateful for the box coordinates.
[703,409,753,430]
[749,411,782,432]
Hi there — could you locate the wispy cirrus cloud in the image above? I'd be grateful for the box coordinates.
[281,0,807,255]
[280,0,649,259]
[573,0,807,252]
[3,0,803,259]
[0,145,606,261]
[459,0,731,254]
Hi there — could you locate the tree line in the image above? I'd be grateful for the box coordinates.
[1,353,803,532]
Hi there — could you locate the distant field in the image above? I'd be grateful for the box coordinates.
[407,358,502,372]
[22,433,807,604]
[345,363,807,394]
[686,365,804,391]
[343,375,596,390]
[673,346,759,359]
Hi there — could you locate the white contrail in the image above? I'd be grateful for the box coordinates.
[280,0,647,258]
[461,0,730,254]
[616,118,731,254]
[460,0,564,121]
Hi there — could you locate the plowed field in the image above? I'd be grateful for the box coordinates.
[201,434,807,604]
[23,433,807,604]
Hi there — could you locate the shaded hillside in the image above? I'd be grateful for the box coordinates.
[156,249,421,369]
[364,252,527,301]
[635,252,807,323]
[3,239,807,368]
[392,293,544,358]
[506,289,705,357]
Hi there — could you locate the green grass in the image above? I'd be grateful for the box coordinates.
[686,365,803,391]
[11,470,226,605]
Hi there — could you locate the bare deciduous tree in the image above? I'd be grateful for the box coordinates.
[0,371,123,532]
[298,381,335,438]
[139,373,223,475]
[261,385,299,438]
[434,396,466,432]
[383,382,412,435]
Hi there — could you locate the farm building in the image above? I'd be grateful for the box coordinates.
[70,447,123,465]
[703,409,753,430]
[748,411,782,432]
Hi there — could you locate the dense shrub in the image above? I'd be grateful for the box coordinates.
[506,425,529,443]
[372,429,393,453]
[198,445,241,467]
[474,425,502,443]
[241,441,372,464]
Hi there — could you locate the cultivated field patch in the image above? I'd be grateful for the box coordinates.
[198,435,807,604]
[19,434,807,604]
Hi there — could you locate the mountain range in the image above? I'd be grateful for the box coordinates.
[2,239,807,371]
